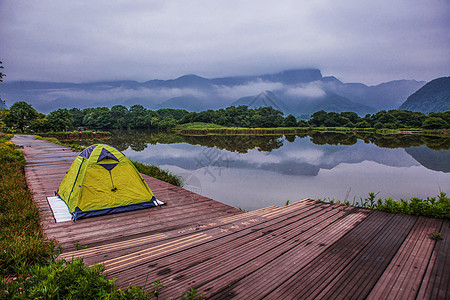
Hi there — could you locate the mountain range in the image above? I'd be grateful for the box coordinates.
[0,69,426,115]
[399,76,450,114]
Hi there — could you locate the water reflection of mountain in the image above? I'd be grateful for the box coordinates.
[76,130,449,175]
[125,138,425,177]
[405,146,450,173]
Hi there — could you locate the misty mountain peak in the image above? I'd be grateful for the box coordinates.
[176,74,206,81]
[164,74,212,89]
[261,69,322,85]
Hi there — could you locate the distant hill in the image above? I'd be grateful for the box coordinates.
[233,91,376,115]
[153,95,206,112]
[399,77,450,114]
[324,79,425,110]
[304,92,376,115]
[232,91,291,113]
[0,68,425,114]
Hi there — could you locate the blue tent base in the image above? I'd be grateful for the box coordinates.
[72,197,164,220]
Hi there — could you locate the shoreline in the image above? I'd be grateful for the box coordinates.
[174,126,449,136]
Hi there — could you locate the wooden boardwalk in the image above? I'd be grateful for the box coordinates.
[12,135,449,299]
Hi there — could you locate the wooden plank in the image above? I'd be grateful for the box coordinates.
[110,201,332,287]
[367,216,443,299]
[219,208,375,300]
[416,220,449,300]
[161,206,365,299]
[59,206,277,262]
[313,212,417,300]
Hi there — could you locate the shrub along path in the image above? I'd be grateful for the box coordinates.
[12,135,449,299]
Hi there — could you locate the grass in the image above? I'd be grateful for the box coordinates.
[35,135,86,151]
[37,130,111,138]
[174,123,448,136]
[174,123,310,135]
[321,192,449,220]
[132,160,183,187]
[0,133,55,276]
[175,122,228,130]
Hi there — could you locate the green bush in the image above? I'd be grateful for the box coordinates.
[1,259,150,299]
[374,193,449,219]
[132,160,183,187]
[321,192,449,220]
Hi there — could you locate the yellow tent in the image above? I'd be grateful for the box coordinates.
[57,144,160,220]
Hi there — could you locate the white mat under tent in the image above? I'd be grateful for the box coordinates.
[47,196,72,222]
[153,199,165,205]
[46,196,165,223]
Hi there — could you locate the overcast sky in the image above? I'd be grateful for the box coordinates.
[1,0,449,85]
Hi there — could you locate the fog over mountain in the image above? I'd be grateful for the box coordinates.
[0,69,425,115]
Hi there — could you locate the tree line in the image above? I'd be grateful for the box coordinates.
[0,100,448,133]
[309,110,449,129]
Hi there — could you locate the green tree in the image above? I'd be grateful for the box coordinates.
[69,108,87,128]
[355,120,371,128]
[422,117,448,129]
[29,118,51,132]
[47,108,73,131]
[389,110,426,128]
[129,105,149,128]
[157,108,189,120]
[323,112,349,127]
[83,107,112,129]
[309,110,328,127]
[256,106,283,127]
[340,112,360,124]
[0,109,9,131]
[5,101,38,132]
[283,114,298,127]
[429,111,450,124]
[111,105,130,129]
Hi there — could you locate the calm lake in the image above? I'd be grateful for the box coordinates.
[76,130,450,211]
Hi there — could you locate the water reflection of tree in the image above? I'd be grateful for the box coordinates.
[366,134,449,150]
[105,130,184,151]
[70,129,449,152]
[182,135,284,153]
[307,132,449,150]
[109,130,286,153]
[309,132,358,146]
[285,135,296,143]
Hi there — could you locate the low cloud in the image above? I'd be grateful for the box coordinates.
[45,86,209,105]
[284,82,326,99]
[214,79,284,99]
[284,149,325,164]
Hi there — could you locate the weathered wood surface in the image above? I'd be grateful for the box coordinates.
[12,135,449,299]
